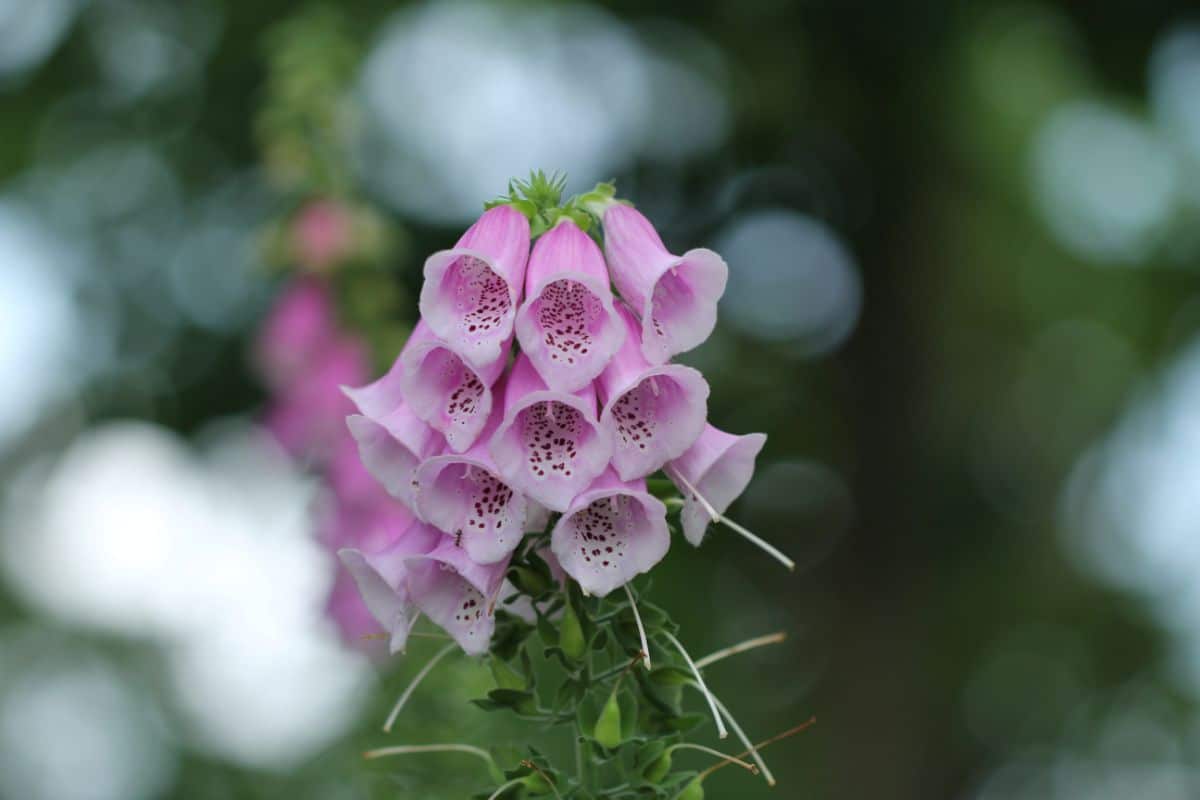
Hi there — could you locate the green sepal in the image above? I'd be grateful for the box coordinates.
[472,688,540,717]
[490,610,533,661]
[490,654,527,691]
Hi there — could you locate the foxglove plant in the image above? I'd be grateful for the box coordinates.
[319,173,809,797]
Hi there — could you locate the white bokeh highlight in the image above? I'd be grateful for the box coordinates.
[715,209,861,355]
[357,1,730,223]
[1,421,372,770]
[1031,102,1179,265]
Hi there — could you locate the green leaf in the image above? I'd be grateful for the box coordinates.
[593,690,623,749]
[477,689,540,717]
[490,655,526,691]
[508,565,554,598]
[661,712,707,734]
[649,667,695,687]
[536,612,559,648]
[491,610,533,661]
[617,690,638,742]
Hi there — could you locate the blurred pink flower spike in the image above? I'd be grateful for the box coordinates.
[291,199,354,270]
[489,353,611,512]
[551,469,670,598]
[266,335,369,459]
[515,217,625,392]
[337,521,443,654]
[600,204,728,364]
[598,303,709,480]
[404,539,510,656]
[414,399,527,565]
[254,276,337,390]
[342,359,440,509]
[666,425,794,570]
[399,320,508,453]
[419,205,530,368]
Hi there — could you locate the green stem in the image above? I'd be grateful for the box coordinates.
[575,729,594,791]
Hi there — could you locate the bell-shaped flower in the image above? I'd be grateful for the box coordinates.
[597,303,709,480]
[514,217,624,392]
[398,320,508,453]
[600,204,728,364]
[666,423,772,546]
[489,353,611,512]
[403,538,510,656]
[342,359,441,509]
[414,397,527,565]
[419,205,530,368]
[337,520,443,654]
[550,469,670,597]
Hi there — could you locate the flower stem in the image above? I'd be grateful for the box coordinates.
[622,584,652,670]
[663,631,727,739]
[708,694,775,786]
[703,717,817,780]
[668,742,758,775]
[364,743,497,772]
[383,642,455,732]
[694,631,786,670]
[667,467,795,571]
[486,778,524,800]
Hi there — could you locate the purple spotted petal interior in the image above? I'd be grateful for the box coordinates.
[612,376,681,455]
[435,466,520,552]
[452,255,511,340]
[563,495,643,573]
[535,279,605,367]
[519,400,585,481]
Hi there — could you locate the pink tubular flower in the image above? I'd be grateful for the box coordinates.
[419,205,531,368]
[342,362,441,508]
[600,204,728,364]
[665,424,767,546]
[597,303,709,480]
[403,538,510,656]
[514,217,625,392]
[398,320,508,453]
[489,353,611,512]
[337,521,444,654]
[550,469,670,597]
[414,398,527,565]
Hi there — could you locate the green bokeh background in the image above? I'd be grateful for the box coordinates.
[3,1,1199,798]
